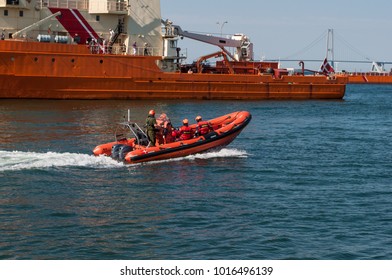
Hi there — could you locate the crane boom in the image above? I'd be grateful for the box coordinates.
[12,11,62,39]
[170,23,254,61]
[173,25,243,48]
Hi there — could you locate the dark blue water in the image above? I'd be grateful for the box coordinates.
[1,85,392,260]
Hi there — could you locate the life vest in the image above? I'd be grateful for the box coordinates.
[197,121,211,135]
[179,125,192,140]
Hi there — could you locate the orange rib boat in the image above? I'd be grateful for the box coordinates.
[93,111,251,164]
[0,0,346,99]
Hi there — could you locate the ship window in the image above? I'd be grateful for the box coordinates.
[4,10,8,16]
[19,10,23,17]
[96,15,100,21]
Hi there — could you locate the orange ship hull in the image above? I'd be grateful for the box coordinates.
[344,73,392,84]
[0,40,346,100]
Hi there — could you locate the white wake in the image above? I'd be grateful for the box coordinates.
[0,150,124,172]
[0,148,248,171]
[185,148,248,160]
[142,148,249,165]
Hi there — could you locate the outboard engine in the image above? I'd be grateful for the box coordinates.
[119,145,133,161]
[111,144,125,160]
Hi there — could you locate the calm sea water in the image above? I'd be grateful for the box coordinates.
[1,85,392,260]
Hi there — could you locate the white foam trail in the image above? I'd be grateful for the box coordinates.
[0,150,124,172]
[0,148,248,171]
[187,148,248,160]
[143,148,248,165]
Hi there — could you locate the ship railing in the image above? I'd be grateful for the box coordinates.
[88,45,161,56]
[129,46,161,56]
[349,72,391,76]
[105,45,127,55]
[5,0,20,6]
[39,0,88,10]
[107,0,127,12]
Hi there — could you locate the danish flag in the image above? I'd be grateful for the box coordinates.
[320,58,335,74]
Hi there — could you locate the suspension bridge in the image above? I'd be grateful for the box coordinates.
[265,29,392,73]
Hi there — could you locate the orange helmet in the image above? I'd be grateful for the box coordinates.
[149,109,155,116]
[195,116,202,121]
[182,118,189,125]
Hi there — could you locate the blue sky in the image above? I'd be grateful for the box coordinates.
[161,0,392,72]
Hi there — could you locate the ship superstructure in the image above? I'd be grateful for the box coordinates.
[1,1,162,55]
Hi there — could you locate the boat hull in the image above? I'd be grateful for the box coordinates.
[125,126,245,164]
[0,74,346,100]
[0,41,346,100]
[346,74,392,84]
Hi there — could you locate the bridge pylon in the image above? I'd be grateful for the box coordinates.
[326,29,335,68]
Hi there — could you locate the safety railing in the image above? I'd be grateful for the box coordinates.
[129,46,161,56]
[39,0,88,10]
[88,45,161,56]
[107,0,127,12]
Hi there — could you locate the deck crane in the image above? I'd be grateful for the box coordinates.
[12,11,62,39]
[168,22,254,73]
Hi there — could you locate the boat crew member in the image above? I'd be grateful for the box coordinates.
[156,113,175,144]
[132,41,137,55]
[73,33,81,44]
[195,116,212,136]
[109,28,115,43]
[102,35,107,54]
[179,119,193,140]
[145,109,157,146]
[144,42,150,56]
[164,120,175,143]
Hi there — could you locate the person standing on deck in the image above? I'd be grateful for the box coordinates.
[109,29,115,43]
[145,110,157,146]
[132,41,137,55]
[144,42,150,55]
